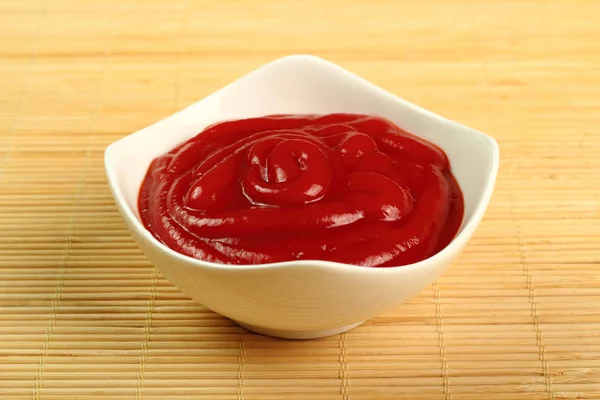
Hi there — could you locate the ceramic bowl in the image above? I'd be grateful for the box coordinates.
[104,55,499,340]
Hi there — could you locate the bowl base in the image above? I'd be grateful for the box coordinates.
[235,321,364,340]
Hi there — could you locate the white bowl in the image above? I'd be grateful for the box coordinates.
[104,55,499,340]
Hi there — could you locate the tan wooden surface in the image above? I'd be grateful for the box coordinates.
[1,0,600,399]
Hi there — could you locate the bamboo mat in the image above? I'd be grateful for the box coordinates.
[1,0,600,399]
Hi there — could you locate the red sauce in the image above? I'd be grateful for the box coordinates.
[138,113,464,268]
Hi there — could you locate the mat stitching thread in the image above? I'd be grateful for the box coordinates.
[34,243,64,400]
[136,267,158,399]
[34,113,95,397]
[237,328,246,400]
[468,3,554,396]
[339,332,350,400]
[34,280,63,400]
[515,221,555,400]
[29,3,58,398]
[433,280,451,400]
[511,194,554,398]
[33,33,112,390]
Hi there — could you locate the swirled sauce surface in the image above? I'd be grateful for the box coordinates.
[138,113,464,267]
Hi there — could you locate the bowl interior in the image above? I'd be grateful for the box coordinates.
[105,55,499,249]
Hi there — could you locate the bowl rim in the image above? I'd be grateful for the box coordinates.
[104,54,500,275]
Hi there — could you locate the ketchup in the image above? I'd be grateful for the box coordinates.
[138,113,464,268]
